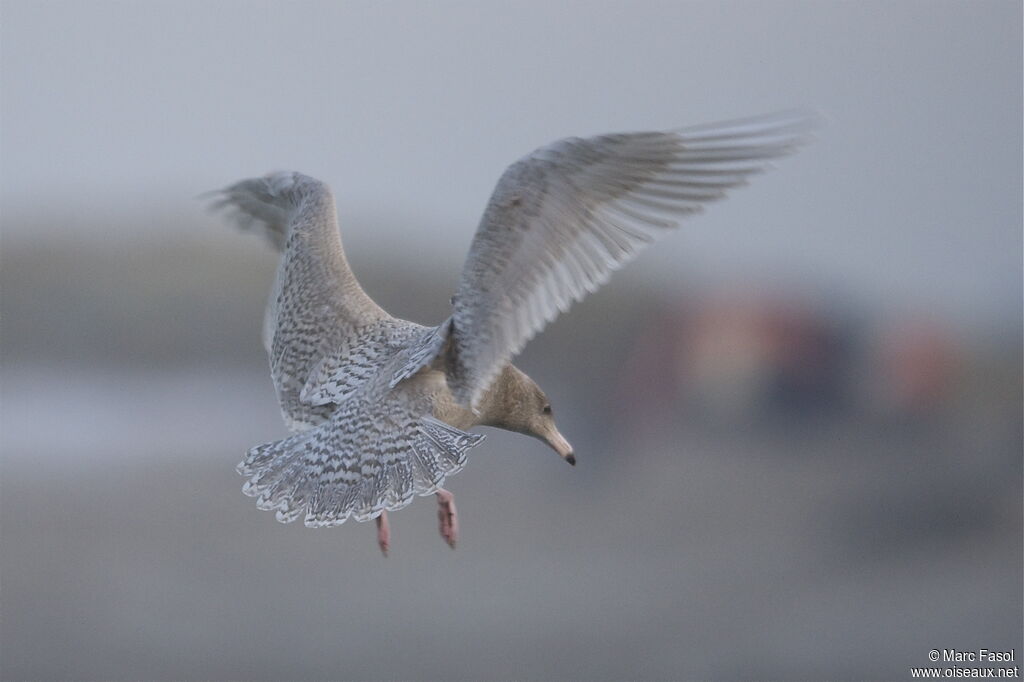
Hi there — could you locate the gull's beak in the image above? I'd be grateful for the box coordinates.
[545,429,575,466]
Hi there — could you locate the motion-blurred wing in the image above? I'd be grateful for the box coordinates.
[445,112,816,407]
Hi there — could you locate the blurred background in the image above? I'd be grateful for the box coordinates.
[2,1,1020,680]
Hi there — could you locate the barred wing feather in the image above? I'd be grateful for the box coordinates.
[208,172,391,429]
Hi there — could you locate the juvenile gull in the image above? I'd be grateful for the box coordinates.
[209,111,814,553]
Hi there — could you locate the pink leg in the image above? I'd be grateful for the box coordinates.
[376,511,391,557]
[436,488,458,549]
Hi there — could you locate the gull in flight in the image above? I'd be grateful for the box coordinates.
[209,111,815,554]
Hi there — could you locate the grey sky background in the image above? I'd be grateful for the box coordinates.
[2,0,1021,333]
[2,5,1021,679]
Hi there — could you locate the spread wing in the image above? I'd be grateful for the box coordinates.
[442,112,816,407]
[210,174,486,526]
[209,172,391,429]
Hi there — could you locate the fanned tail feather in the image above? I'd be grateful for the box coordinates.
[238,416,485,527]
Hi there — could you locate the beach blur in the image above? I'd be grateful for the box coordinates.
[2,2,1020,680]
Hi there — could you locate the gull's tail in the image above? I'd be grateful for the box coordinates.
[238,413,486,528]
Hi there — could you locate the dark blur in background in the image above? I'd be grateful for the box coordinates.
[2,2,1021,681]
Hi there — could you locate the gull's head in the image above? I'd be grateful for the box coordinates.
[484,365,575,465]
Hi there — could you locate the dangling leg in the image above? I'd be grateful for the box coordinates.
[375,511,391,557]
[436,488,458,549]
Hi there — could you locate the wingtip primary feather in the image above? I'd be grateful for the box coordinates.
[203,171,328,250]
[671,108,822,137]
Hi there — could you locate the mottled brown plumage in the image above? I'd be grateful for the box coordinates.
[209,111,814,546]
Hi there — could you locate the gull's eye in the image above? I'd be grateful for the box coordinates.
[542,404,552,415]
